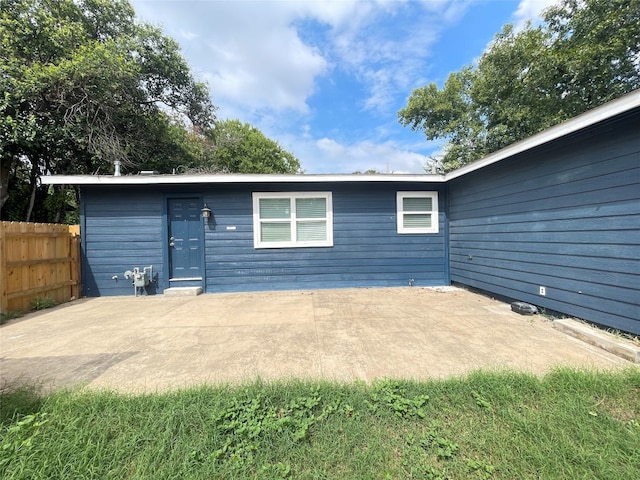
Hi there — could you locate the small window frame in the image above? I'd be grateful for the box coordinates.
[253,192,333,248]
[396,191,439,234]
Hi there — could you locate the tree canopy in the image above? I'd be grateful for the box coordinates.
[398,0,640,172]
[1,0,300,223]
[202,120,301,174]
[1,0,217,221]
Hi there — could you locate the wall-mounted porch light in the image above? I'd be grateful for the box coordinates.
[201,203,212,219]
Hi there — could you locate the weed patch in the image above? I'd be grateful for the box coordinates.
[29,296,57,311]
[0,369,638,479]
[0,311,23,325]
[366,379,429,418]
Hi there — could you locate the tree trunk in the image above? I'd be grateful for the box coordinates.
[25,159,39,222]
[53,185,62,223]
[0,159,12,214]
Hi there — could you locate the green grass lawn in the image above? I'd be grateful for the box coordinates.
[1,368,639,479]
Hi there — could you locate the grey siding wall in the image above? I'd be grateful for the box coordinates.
[448,113,640,334]
[203,182,447,292]
[80,187,164,296]
[80,182,447,296]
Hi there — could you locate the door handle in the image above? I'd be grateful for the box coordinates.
[169,236,175,247]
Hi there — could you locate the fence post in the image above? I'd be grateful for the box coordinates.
[0,222,6,314]
[69,225,81,300]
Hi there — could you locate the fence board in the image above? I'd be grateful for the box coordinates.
[0,222,80,313]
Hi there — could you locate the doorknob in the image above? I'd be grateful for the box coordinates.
[169,236,175,247]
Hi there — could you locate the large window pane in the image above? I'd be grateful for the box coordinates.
[260,198,291,219]
[261,222,291,242]
[296,198,326,218]
[253,192,333,248]
[403,214,432,229]
[297,221,327,241]
[403,197,432,212]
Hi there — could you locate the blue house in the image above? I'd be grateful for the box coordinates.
[66,175,448,295]
[43,91,640,334]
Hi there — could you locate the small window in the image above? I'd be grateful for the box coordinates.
[397,191,438,234]
[253,192,333,248]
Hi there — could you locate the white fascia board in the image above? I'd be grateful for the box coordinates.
[445,89,640,181]
[41,173,445,185]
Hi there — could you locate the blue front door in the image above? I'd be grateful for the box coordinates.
[168,198,203,279]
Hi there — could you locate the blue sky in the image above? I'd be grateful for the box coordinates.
[130,0,558,173]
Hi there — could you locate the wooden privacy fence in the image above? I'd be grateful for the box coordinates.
[0,222,81,313]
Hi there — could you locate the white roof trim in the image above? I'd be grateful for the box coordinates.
[41,173,446,185]
[444,89,640,181]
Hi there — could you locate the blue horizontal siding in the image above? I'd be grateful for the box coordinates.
[449,112,640,334]
[80,182,447,296]
[450,156,637,207]
[452,270,636,333]
[450,240,638,262]
[203,183,446,292]
[450,250,637,276]
[81,187,164,296]
[450,257,637,305]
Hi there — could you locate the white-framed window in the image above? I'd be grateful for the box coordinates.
[397,191,439,234]
[252,192,333,248]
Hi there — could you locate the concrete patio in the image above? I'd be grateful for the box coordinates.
[0,287,634,392]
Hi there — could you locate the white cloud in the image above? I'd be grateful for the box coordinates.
[132,0,334,114]
[327,1,468,115]
[277,134,435,174]
[322,139,432,174]
[316,137,346,157]
[513,0,560,31]
[131,1,466,117]
[202,26,327,114]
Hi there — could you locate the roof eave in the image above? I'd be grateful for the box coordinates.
[40,173,446,185]
[444,89,640,181]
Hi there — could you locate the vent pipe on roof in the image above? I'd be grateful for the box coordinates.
[114,160,121,176]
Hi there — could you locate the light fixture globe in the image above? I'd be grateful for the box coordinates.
[201,203,212,219]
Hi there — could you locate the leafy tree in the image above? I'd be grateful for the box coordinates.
[199,119,301,174]
[0,0,216,221]
[399,0,640,172]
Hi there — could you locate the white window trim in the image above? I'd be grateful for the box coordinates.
[397,191,439,234]
[253,192,333,248]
